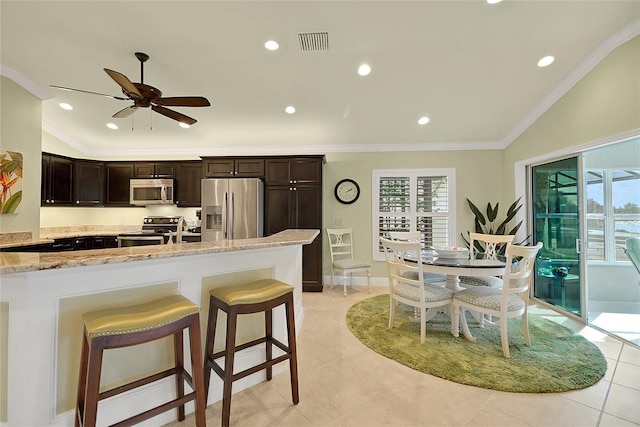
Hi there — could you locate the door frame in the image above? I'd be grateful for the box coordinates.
[513,129,639,322]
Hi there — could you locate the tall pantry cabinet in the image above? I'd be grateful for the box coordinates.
[264,156,324,292]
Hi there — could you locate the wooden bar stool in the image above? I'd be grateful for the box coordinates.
[203,279,299,427]
[75,294,207,427]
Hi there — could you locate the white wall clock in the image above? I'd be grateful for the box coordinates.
[334,178,360,204]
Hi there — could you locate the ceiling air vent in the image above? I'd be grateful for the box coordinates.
[298,32,329,51]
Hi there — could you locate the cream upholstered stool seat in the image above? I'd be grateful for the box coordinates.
[203,278,299,427]
[75,295,207,427]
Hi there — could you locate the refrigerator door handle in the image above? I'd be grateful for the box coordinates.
[230,192,235,239]
[222,192,228,239]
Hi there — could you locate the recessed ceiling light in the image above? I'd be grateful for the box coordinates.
[265,40,279,51]
[537,56,555,67]
[179,122,190,129]
[59,102,73,110]
[486,0,503,4]
[358,64,371,76]
[418,116,430,125]
[285,106,296,114]
[106,123,118,130]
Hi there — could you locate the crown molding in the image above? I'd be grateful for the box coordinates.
[501,19,640,149]
[53,138,505,158]
[1,64,52,101]
[42,121,87,153]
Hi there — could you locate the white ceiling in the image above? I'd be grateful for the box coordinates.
[2,1,639,157]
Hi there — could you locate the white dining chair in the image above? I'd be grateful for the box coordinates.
[387,231,446,285]
[452,242,543,358]
[459,232,515,287]
[380,237,453,343]
[326,228,371,296]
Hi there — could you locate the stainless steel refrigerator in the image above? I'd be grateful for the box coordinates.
[201,178,264,242]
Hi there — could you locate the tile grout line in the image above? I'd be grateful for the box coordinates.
[595,343,624,426]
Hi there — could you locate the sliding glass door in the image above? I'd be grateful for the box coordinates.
[583,138,640,344]
[532,157,583,316]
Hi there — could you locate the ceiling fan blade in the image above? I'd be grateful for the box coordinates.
[112,105,138,118]
[153,97,211,107]
[50,85,129,101]
[104,68,143,99]
[152,105,197,125]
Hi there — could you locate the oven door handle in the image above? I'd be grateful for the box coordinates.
[117,235,165,247]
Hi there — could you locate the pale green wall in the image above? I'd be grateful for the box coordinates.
[504,36,640,200]
[323,150,505,277]
[0,76,42,237]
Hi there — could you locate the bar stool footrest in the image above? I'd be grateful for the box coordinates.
[99,367,177,400]
[110,392,197,427]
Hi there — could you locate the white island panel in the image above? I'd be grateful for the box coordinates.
[0,230,316,426]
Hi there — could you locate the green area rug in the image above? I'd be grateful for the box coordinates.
[346,294,606,393]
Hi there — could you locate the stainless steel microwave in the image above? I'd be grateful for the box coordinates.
[129,179,174,205]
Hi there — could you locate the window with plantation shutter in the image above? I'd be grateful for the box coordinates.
[373,169,456,260]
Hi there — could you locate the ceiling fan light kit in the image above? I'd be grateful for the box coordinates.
[51,52,211,126]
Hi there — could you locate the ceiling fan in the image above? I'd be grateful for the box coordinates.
[51,52,210,125]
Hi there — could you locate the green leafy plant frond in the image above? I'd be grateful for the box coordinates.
[462,197,529,253]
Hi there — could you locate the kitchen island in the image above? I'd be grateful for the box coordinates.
[0,229,318,426]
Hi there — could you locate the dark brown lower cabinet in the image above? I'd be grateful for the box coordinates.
[265,185,323,292]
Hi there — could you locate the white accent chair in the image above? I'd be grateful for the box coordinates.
[452,242,543,358]
[380,237,453,343]
[460,232,515,287]
[326,228,371,296]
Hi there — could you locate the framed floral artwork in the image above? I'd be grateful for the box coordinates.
[0,150,23,214]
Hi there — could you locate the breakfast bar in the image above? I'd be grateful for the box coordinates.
[0,229,318,426]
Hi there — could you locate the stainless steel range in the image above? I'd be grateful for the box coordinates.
[118,216,184,247]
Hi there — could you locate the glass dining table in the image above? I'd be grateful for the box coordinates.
[417,252,507,292]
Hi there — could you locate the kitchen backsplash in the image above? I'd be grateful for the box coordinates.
[40,206,200,228]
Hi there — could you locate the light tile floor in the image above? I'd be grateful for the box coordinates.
[169,286,640,427]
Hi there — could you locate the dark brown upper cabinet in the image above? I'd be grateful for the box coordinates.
[41,153,74,206]
[202,157,264,178]
[105,163,135,206]
[175,161,203,207]
[74,161,104,206]
[133,162,175,178]
[264,157,323,186]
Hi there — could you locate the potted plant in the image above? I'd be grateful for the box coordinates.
[461,197,528,255]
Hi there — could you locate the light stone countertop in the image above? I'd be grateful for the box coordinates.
[0,228,202,249]
[0,229,319,275]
